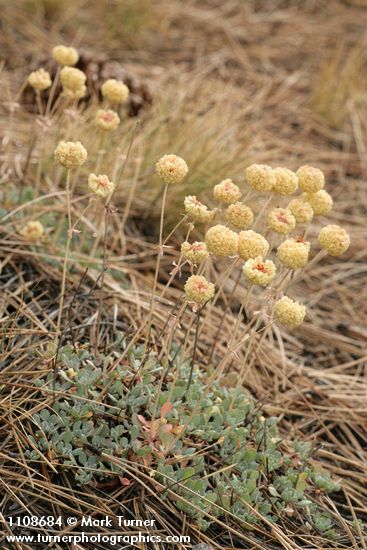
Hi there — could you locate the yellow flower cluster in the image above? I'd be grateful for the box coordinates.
[184,275,215,306]
[318,224,350,256]
[303,190,333,216]
[20,220,44,242]
[52,45,79,66]
[101,79,129,104]
[60,67,87,100]
[272,167,298,196]
[184,196,214,223]
[181,241,209,264]
[296,165,324,193]
[274,296,306,328]
[28,68,52,91]
[243,256,276,287]
[245,164,275,192]
[277,237,310,269]
[205,225,238,257]
[267,207,296,234]
[88,174,115,198]
[288,197,313,224]
[95,109,120,131]
[213,179,241,204]
[238,230,269,260]
[54,141,87,168]
[226,202,253,229]
[155,154,188,185]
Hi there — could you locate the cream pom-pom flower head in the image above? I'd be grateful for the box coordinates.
[272,167,298,196]
[237,230,269,260]
[213,179,241,204]
[54,141,87,168]
[95,109,120,131]
[20,220,44,242]
[205,224,238,257]
[277,237,310,269]
[318,224,350,256]
[101,79,129,104]
[296,165,325,193]
[267,207,296,234]
[243,256,276,287]
[28,68,52,91]
[181,241,209,265]
[184,196,214,224]
[88,174,115,198]
[52,45,79,66]
[275,296,306,328]
[288,197,314,224]
[226,202,253,230]
[304,190,333,216]
[60,67,86,93]
[184,275,215,306]
[155,154,188,185]
[245,164,276,192]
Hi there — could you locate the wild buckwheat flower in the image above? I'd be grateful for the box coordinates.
[155,154,188,184]
[319,224,350,256]
[54,141,87,167]
[184,196,214,223]
[226,202,253,229]
[296,165,325,193]
[20,220,44,242]
[275,296,306,328]
[101,79,129,104]
[272,167,298,196]
[304,190,333,216]
[88,174,115,198]
[181,241,209,264]
[95,109,120,131]
[267,207,296,234]
[52,45,79,66]
[245,164,276,192]
[243,256,276,286]
[62,85,86,100]
[184,275,215,306]
[213,179,242,204]
[288,197,314,224]
[237,230,269,260]
[205,224,238,257]
[60,67,86,93]
[277,237,310,269]
[28,68,52,91]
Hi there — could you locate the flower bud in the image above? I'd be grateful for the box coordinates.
[60,67,86,93]
[272,167,298,196]
[181,241,209,264]
[226,202,253,229]
[95,109,120,131]
[243,256,276,286]
[275,296,306,328]
[237,230,269,260]
[205,224,238,257]
[101,79,129,104]
[245,164,275,192]
[54,141,87,167]
[88,174,115,198]
[52,45,79,66]
[296,165,325,193]
[20,220,44,242]
[318,224,350,256]
[184,196,214,223]
[213,179,241,204]
[303,190,333,216]
[277,237,310,269]
[155,154,188,184]
[267,207,296,234]
[28,68,52,91]
[288,197,314,224]
[184,275,215,306]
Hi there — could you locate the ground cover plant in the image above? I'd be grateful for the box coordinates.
[0,2,367,549]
